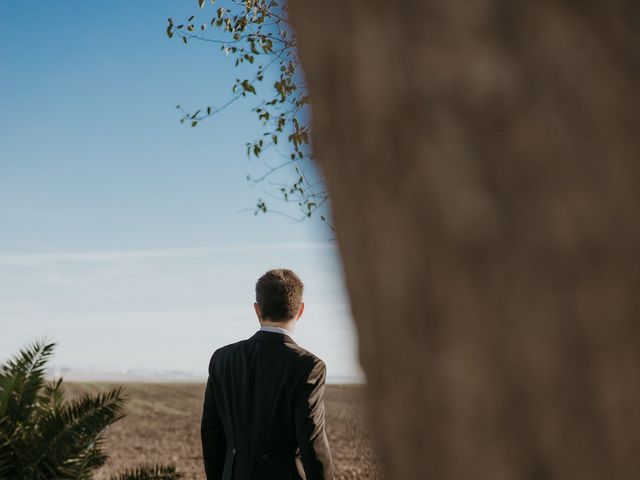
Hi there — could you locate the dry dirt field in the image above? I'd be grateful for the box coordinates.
[66,383,380,480]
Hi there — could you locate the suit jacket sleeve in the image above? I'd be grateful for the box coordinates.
[201,354,226,480]
[294,359,334,480]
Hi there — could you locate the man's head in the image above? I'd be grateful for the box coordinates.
[254,269,304,324]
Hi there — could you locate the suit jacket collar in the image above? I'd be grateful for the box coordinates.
[250,330,297,345]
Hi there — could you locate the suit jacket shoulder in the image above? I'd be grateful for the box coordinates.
[208,332,325,376]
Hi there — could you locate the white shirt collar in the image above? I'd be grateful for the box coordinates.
[259,325,294,338]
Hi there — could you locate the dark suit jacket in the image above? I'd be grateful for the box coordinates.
[201,330,334,480]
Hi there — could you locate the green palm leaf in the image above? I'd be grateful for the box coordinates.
[0,426,11,479]
[28,387,126,479]
[1,340,181,480]
[0,340,54,422]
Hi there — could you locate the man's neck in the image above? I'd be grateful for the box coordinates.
[260,320,295,336]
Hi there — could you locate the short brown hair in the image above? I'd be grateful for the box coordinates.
[255,269,304,322]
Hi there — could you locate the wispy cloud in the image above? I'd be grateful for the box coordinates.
[0,240,358,377]
[0,242,334,266]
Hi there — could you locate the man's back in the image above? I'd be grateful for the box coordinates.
[201,330,334,480]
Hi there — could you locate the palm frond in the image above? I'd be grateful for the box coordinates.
[0,424,12,480]
[0,374,18,420]
[0,341,132,480]
[40,377,65,412]
[0,340,55,423]
[110,464,183,480]
[0,341,174,480]
[27,387,127,479]
[0,341,56,480]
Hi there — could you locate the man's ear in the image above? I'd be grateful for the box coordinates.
[254,303,263,323]
[296,302,305,321]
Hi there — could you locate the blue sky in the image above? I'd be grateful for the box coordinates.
[0,1,360,381]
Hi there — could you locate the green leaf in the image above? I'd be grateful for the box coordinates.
[0,340,131,479]
[0,340,55,421]
[241,80,256,95]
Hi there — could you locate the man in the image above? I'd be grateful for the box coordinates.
[201,269,334,480]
